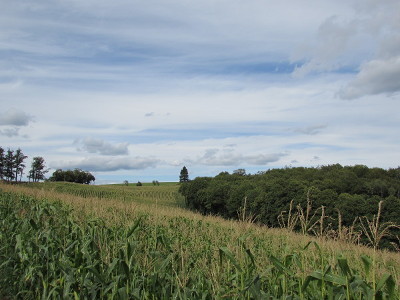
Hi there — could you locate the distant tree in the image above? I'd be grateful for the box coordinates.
[50,169,64,181]
[84,171,95,184]
[179,166,189,183]
[63,170,75,182]
[48,169,95,184]
[136,181,142,186]
[124,180,129,186]
[4,149,15,182]
[28,157,48,182]
[13,148,27,182]
[0,147,4,180]
[73,169,86,184]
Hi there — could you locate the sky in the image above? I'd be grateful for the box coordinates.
[1,0,399,183]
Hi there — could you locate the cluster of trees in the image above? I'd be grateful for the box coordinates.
[179,164,400,248]
[48,169,95,184]
[123,180,160,186]
[0,146,48,182]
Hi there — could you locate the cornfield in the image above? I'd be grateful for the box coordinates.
[0,183,399,299]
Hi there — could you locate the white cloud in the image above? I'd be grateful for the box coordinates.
[292,16,360,77]
[339,56,400,99]
[189,148,287,166]
[292,0,400,99]
[76,137,129,156]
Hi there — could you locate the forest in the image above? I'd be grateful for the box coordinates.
[179,164,400,249]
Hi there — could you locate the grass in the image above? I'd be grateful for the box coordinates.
[1,182,399,299]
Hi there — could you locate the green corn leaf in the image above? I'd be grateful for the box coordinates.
[269,255,294,276]
[361,255,372,277]
[126,217,142,239]
[118,287,128,300]
[120,261,130,278]
[375,274,395,295]
[219,247,242,272]
[88,266,105,284]
[106,258,120,277]
[337,257,352,278]
[303,241,321,253]
[302,270,347,291]
[245,248,256,268]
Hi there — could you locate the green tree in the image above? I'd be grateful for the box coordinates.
[48,169,95,184]
[4,149,15,182]
[28,157,48,182]
[0,147,4,180]
[13,148,27,182]
[179,166,189,183]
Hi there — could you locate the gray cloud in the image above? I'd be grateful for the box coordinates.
[0,127,20,137]
[293,124,327,135]
[339,56,400,99]
[51,156,160,172]
[0,109,33,126]
[191,149,287,166]
[76,137,129,156]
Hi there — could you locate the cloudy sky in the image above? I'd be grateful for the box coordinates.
[1,0,399,183]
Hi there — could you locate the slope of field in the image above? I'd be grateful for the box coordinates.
[1,182,399,299]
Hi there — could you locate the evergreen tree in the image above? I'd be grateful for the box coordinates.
[0,147,4,180]
[179,166,189,183]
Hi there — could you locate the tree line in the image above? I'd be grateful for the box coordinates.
[0,146,48,182]
[0,146,95,184]
[179,164,400,249]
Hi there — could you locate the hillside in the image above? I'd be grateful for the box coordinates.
[1,182,399,299]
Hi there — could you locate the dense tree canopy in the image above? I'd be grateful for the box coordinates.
[49,169,95,184]
[179,164,400,249]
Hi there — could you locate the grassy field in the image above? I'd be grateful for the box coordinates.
[1,181,399,299]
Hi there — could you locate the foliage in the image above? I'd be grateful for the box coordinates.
[0,147,29,182]
[179,165,400,250]
[13,148,28,182]
[179,166,189,183]
[1,188,398,299]
[28,156,49,182]
[48,169,95,184]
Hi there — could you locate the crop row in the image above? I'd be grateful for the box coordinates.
[0,190,398,299]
